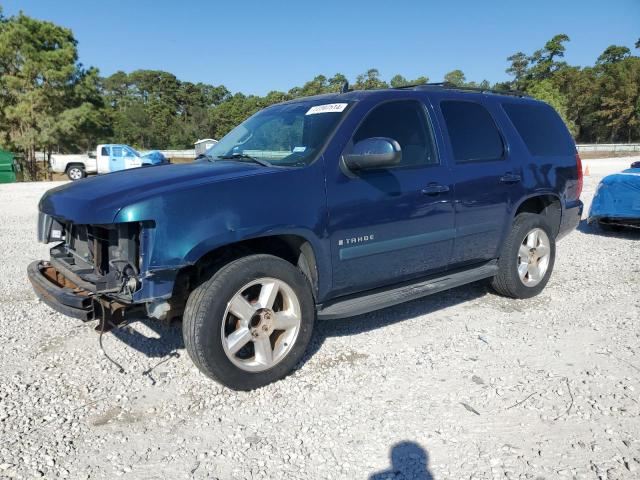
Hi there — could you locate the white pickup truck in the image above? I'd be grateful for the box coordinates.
[50,144,167,180]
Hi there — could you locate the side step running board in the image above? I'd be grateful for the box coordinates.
[317,262,498,320]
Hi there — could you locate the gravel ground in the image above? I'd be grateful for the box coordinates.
[0,175,639,480]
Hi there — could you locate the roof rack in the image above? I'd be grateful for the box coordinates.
[395,81,528,98]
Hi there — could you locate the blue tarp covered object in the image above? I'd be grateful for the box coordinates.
[589,167,640,223]
[140,150,167,165]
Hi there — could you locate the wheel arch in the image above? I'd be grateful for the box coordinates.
[179,232,323,301]
[512,192,562,237]
[65,162,86,173]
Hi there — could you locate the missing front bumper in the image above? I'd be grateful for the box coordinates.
[27,261,94,321]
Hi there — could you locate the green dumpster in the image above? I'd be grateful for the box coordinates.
[0,150,17,183]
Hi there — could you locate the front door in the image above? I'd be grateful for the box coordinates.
[122,146,142,169]
[326,99,455,297]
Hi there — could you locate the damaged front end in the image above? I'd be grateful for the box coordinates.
[28,212,147,322]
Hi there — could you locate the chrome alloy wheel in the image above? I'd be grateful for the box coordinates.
[221,277,302,372]
[68,167,83,180]
[517,228,551,287]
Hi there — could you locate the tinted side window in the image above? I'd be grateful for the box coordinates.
[441,101,504,163]
[353,100,438,166]
[503,102,574,156]
[101,146,109,156]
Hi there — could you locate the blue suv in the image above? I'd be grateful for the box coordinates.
[29,84,583,390]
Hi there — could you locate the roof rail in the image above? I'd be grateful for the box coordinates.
[394,82,446,89]
[395,81,528,98]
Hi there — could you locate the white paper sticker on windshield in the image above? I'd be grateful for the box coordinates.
[305,103,348,115]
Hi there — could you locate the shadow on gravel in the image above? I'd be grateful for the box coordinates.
[369,441,433,480]
[577,218,640,238]
[107,278,488,370]
[110,318,183,358]
[304,280,489,363]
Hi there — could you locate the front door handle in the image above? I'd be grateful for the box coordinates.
[500,173,521,184]
[421,183,450,195]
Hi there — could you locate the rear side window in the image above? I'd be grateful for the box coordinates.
[353,100,438,167]
[441,101,504,163]
[503,102,574,156]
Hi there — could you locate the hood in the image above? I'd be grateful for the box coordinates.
[39,160,276,224]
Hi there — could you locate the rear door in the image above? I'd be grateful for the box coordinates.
[326,99,455,297]
[97,145,110,173]
[436,98,520,267]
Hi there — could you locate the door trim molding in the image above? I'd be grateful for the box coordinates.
[339,228,456,260]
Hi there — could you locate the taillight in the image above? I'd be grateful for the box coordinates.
[574,153,583,200]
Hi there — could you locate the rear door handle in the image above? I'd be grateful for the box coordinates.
[500,173,521,184]
[421,183,450,195]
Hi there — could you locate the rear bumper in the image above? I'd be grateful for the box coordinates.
[27,261,94,321]
[557,200,583,241]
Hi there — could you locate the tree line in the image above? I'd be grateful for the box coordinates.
[1,9,639,180]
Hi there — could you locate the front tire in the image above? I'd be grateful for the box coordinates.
[182,254,315,390]
[491,213,556,299]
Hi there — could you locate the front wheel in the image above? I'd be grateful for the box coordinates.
[182,254,315,390]
[491,213,556,299]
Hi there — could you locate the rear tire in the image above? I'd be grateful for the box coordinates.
[67,165,85,181]
[182,254,315,390]
[491,213,556,299]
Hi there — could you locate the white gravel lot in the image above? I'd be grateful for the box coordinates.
[0,174,639,480]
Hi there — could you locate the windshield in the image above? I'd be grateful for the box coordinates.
[206,100,351,167]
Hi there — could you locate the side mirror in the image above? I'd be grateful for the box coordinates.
[631,160,640,169]
[343,137,402,171]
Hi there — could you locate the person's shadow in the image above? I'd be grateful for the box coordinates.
[370,441,433,480]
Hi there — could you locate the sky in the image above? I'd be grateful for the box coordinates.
[3,0,639,95]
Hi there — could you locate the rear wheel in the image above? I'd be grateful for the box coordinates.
[491,213,556,299]
[67,165,85,181]
[182,254,315,390]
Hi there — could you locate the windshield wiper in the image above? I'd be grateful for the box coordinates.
[217,153,272,167]
[195,153,215,162]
